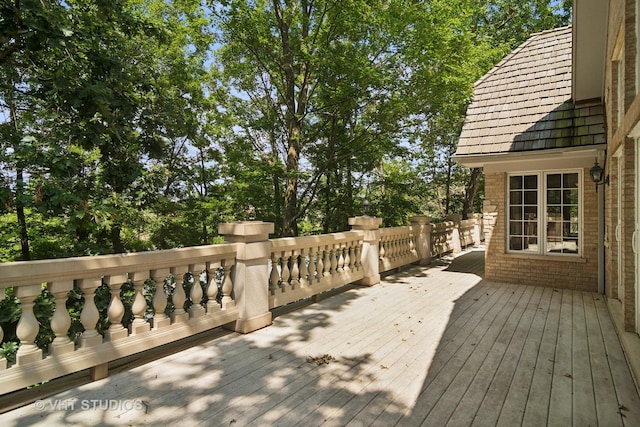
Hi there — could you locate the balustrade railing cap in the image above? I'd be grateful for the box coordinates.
[218,221,275,242]
[409,216,431,224]
[348,216,382,229]
[445,214,462,223]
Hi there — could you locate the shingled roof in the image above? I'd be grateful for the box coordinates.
[455,26,605,159]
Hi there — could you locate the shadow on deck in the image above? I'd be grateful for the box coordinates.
[1,248,639,426]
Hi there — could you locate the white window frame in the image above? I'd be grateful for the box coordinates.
[506,169,583,257]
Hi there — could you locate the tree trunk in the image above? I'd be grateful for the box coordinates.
[15,168,30,261]
[8,86,30,261]
[274,0,311,237]
[462,167,482,219]
[444,156,453,216]
[283,137,300,237]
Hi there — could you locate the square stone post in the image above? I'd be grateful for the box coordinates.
[218,221,274,334]
[349,216,382,286]
[446,214,462,253]
[410,216,432,265]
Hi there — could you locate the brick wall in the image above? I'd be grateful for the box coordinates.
[604,0,639,332]
[605,154,620,301]
[483,170,598,292]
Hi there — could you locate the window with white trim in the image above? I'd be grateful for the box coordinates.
[507,171,581,256]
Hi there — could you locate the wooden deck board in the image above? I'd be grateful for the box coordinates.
[1,248,639,427]
[521,287,562,427]
[495,286,554,426]
[465,286,545,427]
[583,293,624,427]
[572,290,597,426]
[547,290,574,427]
[594,293,640,426]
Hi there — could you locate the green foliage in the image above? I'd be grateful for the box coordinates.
[0,342,19,363]
[0,0,570,360]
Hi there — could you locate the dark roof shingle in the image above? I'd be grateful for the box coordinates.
[456,26,605,158]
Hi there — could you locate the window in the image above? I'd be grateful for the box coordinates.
[507,171,581,256]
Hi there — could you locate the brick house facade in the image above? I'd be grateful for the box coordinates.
[456,0,640,382]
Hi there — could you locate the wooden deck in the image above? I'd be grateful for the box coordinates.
[1,248,639,426]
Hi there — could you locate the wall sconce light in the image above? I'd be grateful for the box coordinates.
[589,160,609,191]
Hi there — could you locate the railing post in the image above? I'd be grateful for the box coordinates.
[446,214,462,253]
[472,213,483,246]
[219,221,274,333]
[349,216,382,286]
[410,216,432,265]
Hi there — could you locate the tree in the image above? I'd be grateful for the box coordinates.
[213,0,495,235]
[1,0,218,256]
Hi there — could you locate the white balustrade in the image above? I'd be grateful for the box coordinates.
[221,259,235,310]
[48,280,74,355]
[78,278,103,348]
[104,274,129,341]
[206,262,222,313]
[0,216,479,396]
[0,242,241,395]
[189,264,206,318]
[129,272,150,335]
[151,268,171,329]
[268,232,365,309]
[170,267,189,323]
[15,285,43,365]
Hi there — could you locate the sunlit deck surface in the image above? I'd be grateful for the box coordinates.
[2,248,640,426]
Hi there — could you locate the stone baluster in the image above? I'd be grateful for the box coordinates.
[290,252,300,289]
[150,268,171,329]
[206,262,222,313]
[15,285,43,365]
[323,246,331,276]
[354,241,362,270]
[280,251,290,289]
[337,244,345,272]
[104,274,128,341]
[170,266,189,323]
[379,237,386,260]
[269,254,281,295]
[393,237,399,259]
[129,272,150,335]
[308,247,317,283]
[221,259,236,310]
[403,235,409,258]
[344,243,352,272]
[189,264,206,318]
[48,280,75,355]
[0,288,5,369]
[412,233,417,254]
[316,246,324,280]
[330,245,338,275]
[77,279,103,348]
[299,248,308,287]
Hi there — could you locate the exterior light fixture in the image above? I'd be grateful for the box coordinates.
[362,199,371,216]
[589,160,609,190]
